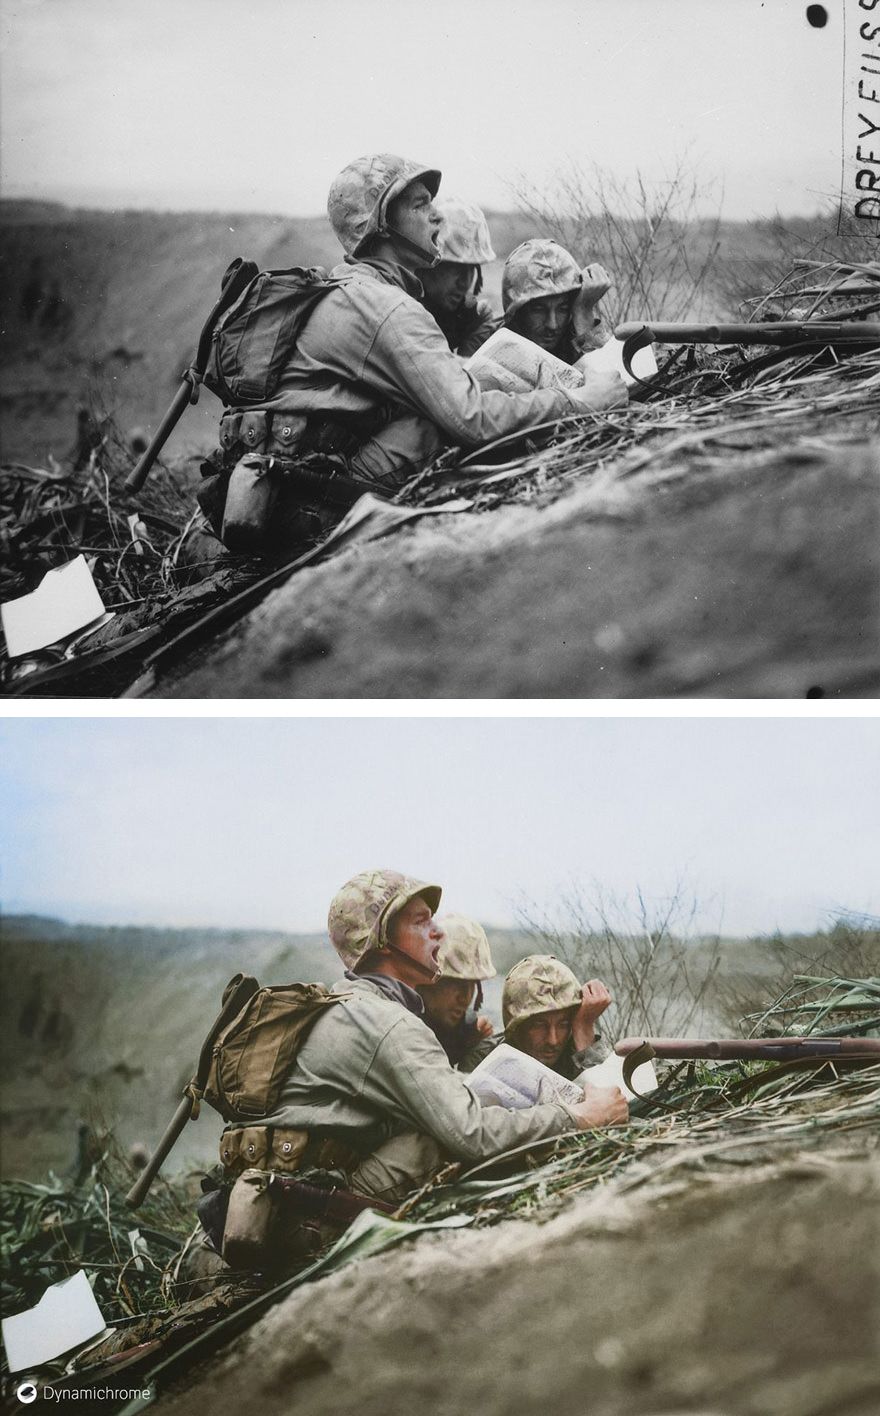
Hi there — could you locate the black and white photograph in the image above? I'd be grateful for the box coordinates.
[1,0,877,699]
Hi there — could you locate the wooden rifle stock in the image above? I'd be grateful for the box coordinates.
[125,972,259,1209]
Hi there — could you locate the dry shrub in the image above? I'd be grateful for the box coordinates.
[511,156,724,324]
[515,881,723,1039]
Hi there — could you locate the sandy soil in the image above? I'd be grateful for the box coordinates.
[160,1135,880,1416]
[156,439,880,700]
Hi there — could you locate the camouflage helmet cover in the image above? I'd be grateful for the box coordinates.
[328,869,442,969]
[502,954,581,1032]
[502,238,582,324]
[327,153,442,257]
[435,913,497,981]
[434,196,496,265]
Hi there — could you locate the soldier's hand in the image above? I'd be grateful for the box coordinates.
[474,1015,494,1039]
[570,368,628,411]
[567,1084,629,1129]
[571,263,613,350]
[571,979,613,1051]
[579,262,613,303]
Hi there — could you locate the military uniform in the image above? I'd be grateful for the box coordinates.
[502,239,612,366]
[222,876,577,1206]
[252,972,574,1202]
[429,297,501,357]
[460,953,610,1079]
[264,254,582,489]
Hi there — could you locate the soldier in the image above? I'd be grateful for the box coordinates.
[226,154,626,500]
[416,913,497,1064]
[227,872,628,1206]
[420,197,501,356]
[462,954,612,1081]
[502,238,613,366]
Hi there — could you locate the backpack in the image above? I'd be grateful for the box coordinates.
[204,260,343,407]
[202,973,347,1122]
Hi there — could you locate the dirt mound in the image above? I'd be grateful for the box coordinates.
[156,438,880,699]
[159,1136,880,1416]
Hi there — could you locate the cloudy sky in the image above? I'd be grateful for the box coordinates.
[1,0,841,220]
[1,715,877,937]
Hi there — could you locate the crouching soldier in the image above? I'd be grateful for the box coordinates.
[208,874,627,1278]
[502,238,613,366]
[416,913,497,1064]
[461,954,612,1080]
[203,156,626,555]
[420,197,501,356]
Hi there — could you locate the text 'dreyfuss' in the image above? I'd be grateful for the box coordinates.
[842,0,880,230]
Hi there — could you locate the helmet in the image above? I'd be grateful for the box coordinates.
[502,239,582,324]
[328,869,442,970]
[435,914,497,981]
[327,153,442,257]
[502,955,581,1034]
[434,197,496,265]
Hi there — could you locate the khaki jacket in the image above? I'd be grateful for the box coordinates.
[260,977,574,1164]
[264,257,585,446]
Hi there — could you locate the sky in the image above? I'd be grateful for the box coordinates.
[0,0,842,222]
[1,716,877,938]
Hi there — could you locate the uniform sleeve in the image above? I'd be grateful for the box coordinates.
[359,296,585,448]
[457,1030,497,1073]
[363,1016,574,1163]
[454,300,502,358]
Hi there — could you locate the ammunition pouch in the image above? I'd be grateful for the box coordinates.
[198,405,382,553]
[219,1124,361,1180]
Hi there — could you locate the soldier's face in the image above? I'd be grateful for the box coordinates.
[386,181,442,267]
[422,261,475,313]
[389,896,444,982]
[516,294,575,353]
[420,977,476,1028]
[517,1008,573,1067]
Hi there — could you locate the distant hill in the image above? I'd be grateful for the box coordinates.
[0,912,778,1181]
[0,200,775,468]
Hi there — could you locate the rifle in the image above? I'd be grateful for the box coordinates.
[614,1034,880,1094]
[613,319,880,383]
[125,972,259,1209]
[124,257,258,495]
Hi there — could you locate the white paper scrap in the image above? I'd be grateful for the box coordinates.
[1,555,108,658]
[1,1271,109,1373]
[576,1049,658,1102]
[579,336,658,388]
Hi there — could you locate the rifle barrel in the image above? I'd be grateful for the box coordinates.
[615,1035,880,1062]
[614,320,880,346]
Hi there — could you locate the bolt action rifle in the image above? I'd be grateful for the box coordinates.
[614,1034,880,1094]
[614,318,880,383]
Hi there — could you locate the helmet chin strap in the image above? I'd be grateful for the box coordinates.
[385,223,441,269]
[386,939,441,981]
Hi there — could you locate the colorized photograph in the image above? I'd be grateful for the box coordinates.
[1,715,878,1411]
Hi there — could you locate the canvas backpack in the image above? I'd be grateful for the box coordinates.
[203,259,344,408]
[201,973,347,1122]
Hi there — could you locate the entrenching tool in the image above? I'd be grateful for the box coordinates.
[125,972,259,1208]
[124,258,258,494]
